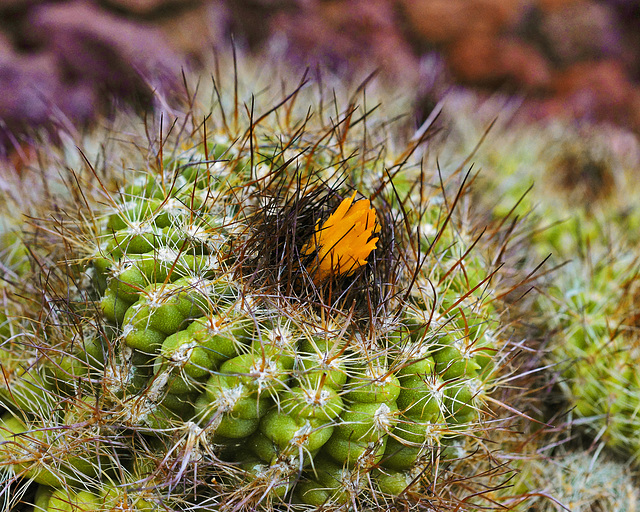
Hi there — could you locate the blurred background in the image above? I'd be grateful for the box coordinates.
[0,0,639,155]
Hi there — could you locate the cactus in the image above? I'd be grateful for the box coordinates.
[431,93,640,463]
[500,128,640,460]
[535,247,640,459]
[0,65,537,511]
[507,444,640,511]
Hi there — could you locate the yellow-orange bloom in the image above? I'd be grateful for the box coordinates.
[302,192,379,282]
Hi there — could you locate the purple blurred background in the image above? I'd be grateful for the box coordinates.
[0,0,639,159]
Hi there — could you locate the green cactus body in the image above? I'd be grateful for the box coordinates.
[0,65,533,511]
[47,488,101,512]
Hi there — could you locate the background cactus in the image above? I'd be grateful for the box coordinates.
[430,92,640,498]
[489,121,640,461]
[0,64,545,511]
[506,441,640,511]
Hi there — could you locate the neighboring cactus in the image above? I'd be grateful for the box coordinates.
[0,68,537,511]
[441,94,640,465]
[535,248,640,458]
[504,131,640,460]
[507,444,640,511]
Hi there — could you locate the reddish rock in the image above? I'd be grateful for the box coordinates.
[499,38,552,90]
[552,60,635,122]
[446,34,498,84]
[0,0,637,142]
[447,34,551,90]
[401,0,521,44]
[555,60,632,105]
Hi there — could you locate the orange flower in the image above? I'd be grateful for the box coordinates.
[302,192,379,282]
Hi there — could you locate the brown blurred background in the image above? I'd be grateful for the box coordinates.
[0,0,639,154]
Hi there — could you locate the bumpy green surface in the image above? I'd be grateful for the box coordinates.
[0,76,528,511]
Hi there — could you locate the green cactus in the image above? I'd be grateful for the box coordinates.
[0,66,540,512]
[534,248,640,458]
[429,95,640,470]
[505,444,640,511]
